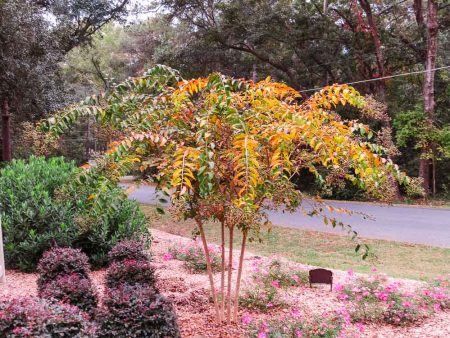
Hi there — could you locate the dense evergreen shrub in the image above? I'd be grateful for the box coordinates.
[0,157,77,271]
[97,285,180,338]
[36,247,90,287]
[108,239,149,264]
[106,259,157,288]
[0,297,95,337]
[0,156,150,271]
[64,169,150,268]
[38,273,98,316]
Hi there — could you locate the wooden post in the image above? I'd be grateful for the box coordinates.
[1,100,12,162]
[0,215,6,283]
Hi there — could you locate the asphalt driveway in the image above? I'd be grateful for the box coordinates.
[123,183,450,248]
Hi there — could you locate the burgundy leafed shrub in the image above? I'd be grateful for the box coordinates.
[38,273,98,316]
[37,247,90,287]
[96,284,180,338]
[106,259,157,288]
[0,297,96,337]
[108,240,149,264]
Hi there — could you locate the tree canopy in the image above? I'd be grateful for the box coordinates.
[41,65,414,322]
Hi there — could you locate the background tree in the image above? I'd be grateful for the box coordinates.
[0,0,131,162]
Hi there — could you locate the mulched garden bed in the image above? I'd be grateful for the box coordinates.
[2,229,449,337]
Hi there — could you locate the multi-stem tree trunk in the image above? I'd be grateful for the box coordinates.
[233,230,247,322]
[220,220,226,321]
[196,219,220,322]
[226,226,234,324]
[196,216,247,324]
[420,0,439,196]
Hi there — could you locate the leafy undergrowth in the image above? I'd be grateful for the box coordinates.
[166,239,222,273]
[241,272,450,337]
[240,257,309,312]
[246,308,363,338]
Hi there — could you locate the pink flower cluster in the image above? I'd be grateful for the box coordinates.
[336,275,403,305]
[334,273,450,326]
[421,286,450,311]
[248,307,363,338]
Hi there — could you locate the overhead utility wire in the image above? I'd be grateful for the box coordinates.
[299,65,450,93]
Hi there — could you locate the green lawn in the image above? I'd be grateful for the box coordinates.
[141,204,450,281]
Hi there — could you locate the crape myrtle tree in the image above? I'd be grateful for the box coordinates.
[41,65,412,324]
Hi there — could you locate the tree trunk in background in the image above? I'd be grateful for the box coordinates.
[1,100,12,162]
[358,0,402,198]
[420,0,439,196]
[358,0,387,101]
[419,158,431,196]
[252,64,257,83]
[323,0,329,14]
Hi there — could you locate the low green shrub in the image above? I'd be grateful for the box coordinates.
[336,273,426,325]
[0,156,150,271]
[167,239,221,273]
[245,308,363,338]
[419,275,450,312]
[97,285,180,338]
[240,257,309,312]
[240,284,283,312]
[0,297,95,337]
[257,257,309,288]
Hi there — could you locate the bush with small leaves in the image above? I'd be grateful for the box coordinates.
[240,257,309,312]
[106,259,156,288]
[336,273,426,325]
[0,297,96,337]
[246,308,364,338]
[97,285,180,338]
[167,239,221,273]
[38,273,98,316]
[254,257,309,288]
[420,275,450,312]
[108,240,149,264]
[37,247,91,287]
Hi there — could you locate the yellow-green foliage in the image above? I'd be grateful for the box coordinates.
[42,65,411,253]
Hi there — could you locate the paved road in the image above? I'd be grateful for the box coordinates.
[123,184,450,248]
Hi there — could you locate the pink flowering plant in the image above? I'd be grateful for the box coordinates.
[167,239,221,273]
[240,257,308,312]
[419,275,450,312]
[239,282,283,312]
[246,308,363,338]
[336,273,425,325]
[251,257,309,289]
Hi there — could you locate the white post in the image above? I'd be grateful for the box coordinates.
[0,215,5,283]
